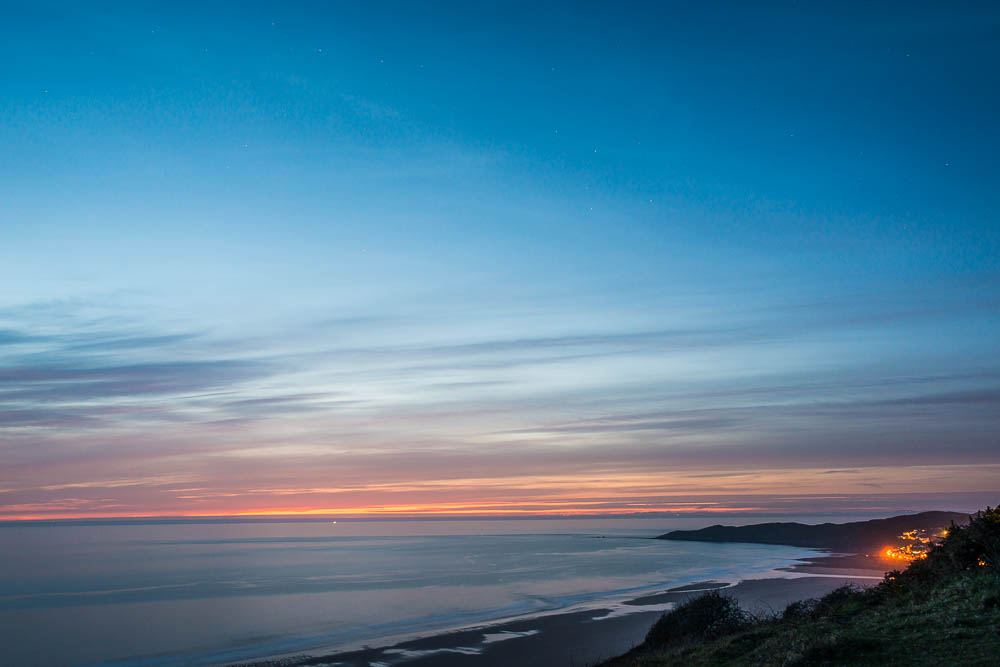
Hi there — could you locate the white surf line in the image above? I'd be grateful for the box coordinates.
[777,571,884,581]
[382,646,483,658]
[481,629,540,643]
[591,601,677,621]
[661,582,737,594]
[375,629,541,662]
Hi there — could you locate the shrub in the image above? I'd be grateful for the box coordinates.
[782,597,817,621]
[807,584,867,621]
[790,636,882,666]
[644,591,749,646]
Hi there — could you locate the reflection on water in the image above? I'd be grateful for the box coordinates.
[0,517,863,666]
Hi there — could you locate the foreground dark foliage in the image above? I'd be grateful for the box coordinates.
[604,506,1000,666]
[644,591,749,646]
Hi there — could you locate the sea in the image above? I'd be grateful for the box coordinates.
[0,515,873,666]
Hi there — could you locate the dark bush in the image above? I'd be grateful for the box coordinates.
[782,597,817,621]
[790,636,882,666]
[644,591,748,646]
[808,584,867,621]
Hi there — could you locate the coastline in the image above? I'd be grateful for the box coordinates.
[780,552,892,576]
[235,555,886,667]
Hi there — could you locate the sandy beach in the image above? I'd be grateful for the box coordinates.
[780,552,896,577]
[239,556,887,667]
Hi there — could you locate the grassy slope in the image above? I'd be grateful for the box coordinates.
[604,507,1000,666]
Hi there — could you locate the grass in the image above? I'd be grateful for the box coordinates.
[603,506,1000,666]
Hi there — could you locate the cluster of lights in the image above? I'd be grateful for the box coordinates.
[900,529,931,544]
[880,527,950,562]
[883,545,928,561]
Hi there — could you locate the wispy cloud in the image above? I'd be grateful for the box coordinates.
[1,276,999,520]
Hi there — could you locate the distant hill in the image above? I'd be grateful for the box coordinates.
[657,511,969,551]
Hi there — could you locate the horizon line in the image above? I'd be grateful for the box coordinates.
[0,508,958,526]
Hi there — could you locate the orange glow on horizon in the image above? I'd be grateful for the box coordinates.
[7,463,998,522]
[0,501,764,522]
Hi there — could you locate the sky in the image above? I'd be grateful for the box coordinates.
[1,1,999,520]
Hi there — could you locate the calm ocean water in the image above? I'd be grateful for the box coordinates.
[0,516,867,666]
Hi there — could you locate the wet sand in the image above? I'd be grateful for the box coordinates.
[238,566,884,667]
[780,552,893,577]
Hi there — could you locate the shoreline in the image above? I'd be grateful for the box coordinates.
[235,554,887,667]
[780,551,895,576]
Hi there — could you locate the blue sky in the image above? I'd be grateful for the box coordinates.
[1,1,998,518]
